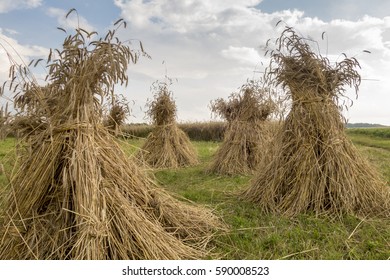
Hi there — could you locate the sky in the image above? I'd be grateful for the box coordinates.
[0,0,389,125]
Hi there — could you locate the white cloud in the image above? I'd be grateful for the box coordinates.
[0,30,48,88]
[46,7,95,32]
[0,29,49,109]
[0,0,42,13]
[1,28,19,36]
[1,0,388,125]
[0,32,47,59]
[328,0,390,21]
[112,1,390,125]
[221,46,262,66]
[114,0,263,33]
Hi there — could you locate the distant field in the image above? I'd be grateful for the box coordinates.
[0,128,389,259]
[347,128,390,152]
[347,127,390,139]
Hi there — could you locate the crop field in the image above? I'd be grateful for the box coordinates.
[1,127,389,259]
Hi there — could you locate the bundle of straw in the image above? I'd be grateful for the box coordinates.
[208,80,275,175]
[0,17,221,259]
[242,27,390,217]
[147,84,177,126]
[137,82,199,168]
[104,94,130,136]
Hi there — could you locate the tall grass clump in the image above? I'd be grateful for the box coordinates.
[136,80,199,168]
[242,27,390,218]
[208,79,276,175]
[0,14,221,260]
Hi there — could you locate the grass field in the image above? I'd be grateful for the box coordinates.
[0,128,389,259]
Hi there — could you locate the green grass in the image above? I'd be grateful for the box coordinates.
[347,127,390,139]
[347,133,390,152]
[0,131,389,259]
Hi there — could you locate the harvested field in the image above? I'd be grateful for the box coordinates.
[1,128,388,259]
